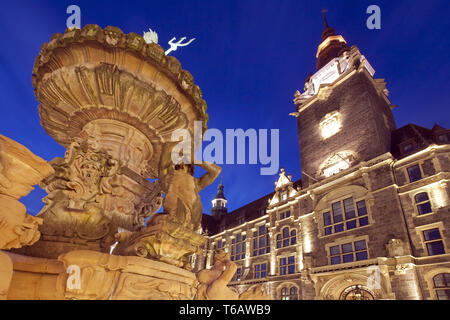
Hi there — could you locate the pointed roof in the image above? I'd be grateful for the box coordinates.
[316,11,350,70]
[432,123,447,132]
[320,9,335,41]
[275,168,292,189]
[214,179,226,200]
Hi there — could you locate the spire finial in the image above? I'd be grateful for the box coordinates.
[321,8,329,28]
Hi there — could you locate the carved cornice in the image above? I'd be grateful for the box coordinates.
[36,63,187,161]
[32,25,208,130]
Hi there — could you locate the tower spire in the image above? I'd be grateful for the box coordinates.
[316,11,350,70]
[211,179,227,219]
[321,8,329,28]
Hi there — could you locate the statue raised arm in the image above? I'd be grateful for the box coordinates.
[157,141,221,231]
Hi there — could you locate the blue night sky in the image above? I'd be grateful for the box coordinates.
[0,0,449,215]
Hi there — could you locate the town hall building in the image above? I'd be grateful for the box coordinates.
[194,17,450,300]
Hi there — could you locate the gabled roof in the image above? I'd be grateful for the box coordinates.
[391,123,448,159]
[203,178,302,236]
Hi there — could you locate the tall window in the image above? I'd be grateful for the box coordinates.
[280,210,291,220]
[433,273,450,300]
[423,228,445,256]
[323,198,368,235]
[217,239,226,249]
[280,256,295,275]
[254,263,267,278]
[233,267,242,282]
[329,240,368,265]
[407,165,422,182]
[253,225,270,256]
[231,233,246,261]
[281,286,298,300]
[276,227,296,248]
[415,192,432,215]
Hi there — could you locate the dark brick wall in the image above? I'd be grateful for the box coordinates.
[438,154,450,171]
[421,159,436,177]
[368,163,395,191]
[390,269,421,300]
[297,72,394,184]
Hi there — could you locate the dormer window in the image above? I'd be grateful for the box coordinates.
[402,143,414,154]
[438,133,449,143]
[281,191,288,201]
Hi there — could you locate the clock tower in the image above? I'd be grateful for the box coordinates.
[292,14,396,186]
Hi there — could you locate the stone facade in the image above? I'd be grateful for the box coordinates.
[196,21,450,300]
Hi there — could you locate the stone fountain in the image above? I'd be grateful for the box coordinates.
[3,25,217,300]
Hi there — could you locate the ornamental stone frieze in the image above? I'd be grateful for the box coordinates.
[57,250,197,300]
[27,135,163,258]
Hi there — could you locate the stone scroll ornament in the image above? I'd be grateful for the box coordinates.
[38,138,119,241]
[38,135,162,246]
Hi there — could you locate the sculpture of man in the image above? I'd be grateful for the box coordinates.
[159,141,221,231]
[196,250,270,300]
[197,250,240,300]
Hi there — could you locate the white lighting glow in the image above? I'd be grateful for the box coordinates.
[320,111,341,139]
[431,183,449,208]
[323,159,350,177]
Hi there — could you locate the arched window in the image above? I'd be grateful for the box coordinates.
[290,230,296,245]
[253,225,270,256]
[283,227,290,247]
[415,192,432,215]
[281,287,288,300]
[340,285,374,300]
[281,286,298,300]
[289,286,298,300]
[433,273,450,300]
[277,228,296,248]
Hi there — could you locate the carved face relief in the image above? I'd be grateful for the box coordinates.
[80,159,102,187]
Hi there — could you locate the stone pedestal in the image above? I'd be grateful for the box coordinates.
[5,250,198,300]
[113,213,206,269]
[57,250,198,300]
[0,251,13,300]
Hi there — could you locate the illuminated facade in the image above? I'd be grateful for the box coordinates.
[195,17,450,300]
